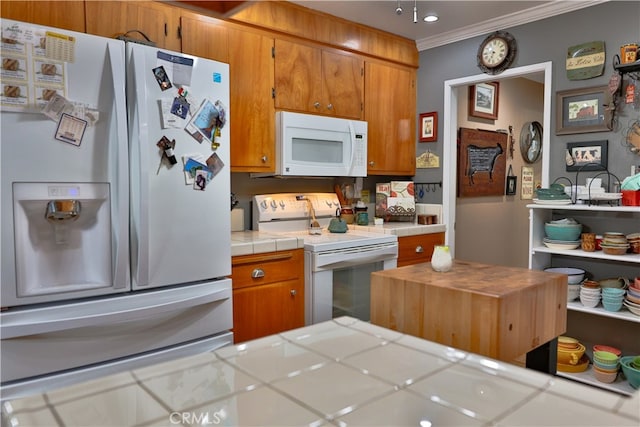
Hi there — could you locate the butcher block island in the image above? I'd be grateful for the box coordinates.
[371,260,568,371]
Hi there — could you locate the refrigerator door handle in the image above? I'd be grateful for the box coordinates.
[129,46,151,287]
[1,285,231,339]
[109,41,131,290]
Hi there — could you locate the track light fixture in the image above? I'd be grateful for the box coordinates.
[394,2,439,24]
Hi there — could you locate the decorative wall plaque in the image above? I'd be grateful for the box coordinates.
[566,41,605,80]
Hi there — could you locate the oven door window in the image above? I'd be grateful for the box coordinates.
[332,260,382,321]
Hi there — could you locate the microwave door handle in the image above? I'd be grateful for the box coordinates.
[348,121,356,174]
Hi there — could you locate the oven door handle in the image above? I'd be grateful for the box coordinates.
[314,245,398,270]
[0,282,231,339]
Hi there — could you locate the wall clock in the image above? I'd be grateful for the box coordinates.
[520,121,543,164]
[477,31,517,75]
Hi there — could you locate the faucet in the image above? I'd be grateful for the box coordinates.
[298,196,319,228]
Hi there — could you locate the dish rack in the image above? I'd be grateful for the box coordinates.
[552,165,622,206]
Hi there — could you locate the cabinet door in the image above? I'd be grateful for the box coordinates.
[322,50,364,119]
[229,28,275,172]
[232,279,304,343]
[85,1,180,51]
[365,61,416,176]
[0,1,85,32]
[274,39,322,113]
[180,15,228,63]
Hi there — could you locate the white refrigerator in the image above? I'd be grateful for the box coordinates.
[0,19,233,399]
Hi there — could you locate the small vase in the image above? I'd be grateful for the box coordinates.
[431,245,453,272]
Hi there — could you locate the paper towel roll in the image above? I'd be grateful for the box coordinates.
[231,208,245,232]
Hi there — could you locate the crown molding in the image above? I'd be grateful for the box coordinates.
[416,0,610,51]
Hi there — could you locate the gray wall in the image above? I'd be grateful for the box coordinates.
[416,1,640,196]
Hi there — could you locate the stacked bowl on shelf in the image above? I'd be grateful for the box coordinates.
[556,336,588,373]
[592,348,621,384]
[601,287,626,312]
[600,232,629,255]
[628,233,640,254]
[579,280,601,308]
[623,279,640,316]
[543,218,582,250]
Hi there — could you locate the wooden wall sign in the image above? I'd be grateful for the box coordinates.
[457,128,507,197]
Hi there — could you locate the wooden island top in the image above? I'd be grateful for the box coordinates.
[370,260,568,368]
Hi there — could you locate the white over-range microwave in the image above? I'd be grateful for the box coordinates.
[257,111,368,177]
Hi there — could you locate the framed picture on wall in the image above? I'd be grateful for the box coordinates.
[419,112,438,142]
[555,86,611,135]
[469,82,499,120]
[565,140,608,171]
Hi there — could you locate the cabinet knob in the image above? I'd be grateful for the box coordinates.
[369,161,375,166]
[290,289,297,296]
[314,102,321,109]
[261,156,268,163]
[251,268,265,279]
[327,103,333,110]
[415,245,424,253]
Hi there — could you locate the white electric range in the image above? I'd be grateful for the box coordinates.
[253,193,398,324]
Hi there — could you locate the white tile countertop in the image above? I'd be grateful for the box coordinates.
[353,222,446,237]
[231,222,445,256]
[231,231,304,256]
[2,317,638,426]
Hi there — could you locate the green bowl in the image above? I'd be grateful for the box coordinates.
[620,356,640,389]
[544,222,582,241]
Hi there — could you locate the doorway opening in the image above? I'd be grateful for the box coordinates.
[442,62,553,260]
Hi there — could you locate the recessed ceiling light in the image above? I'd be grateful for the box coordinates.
[424,14,439,23]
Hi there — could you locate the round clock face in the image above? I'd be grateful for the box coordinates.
[481,38,508,67]
[520,121,543,164]
[477,31,517,75]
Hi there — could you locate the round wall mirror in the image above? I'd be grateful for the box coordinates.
[520,121,543,163]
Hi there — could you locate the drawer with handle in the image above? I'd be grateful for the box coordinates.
[231,249,304,290]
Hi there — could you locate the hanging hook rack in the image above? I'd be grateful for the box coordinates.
[414,181,442,200]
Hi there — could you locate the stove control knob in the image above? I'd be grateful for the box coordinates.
[260,200,267,210]
[270,200,277,209]
[279,200,285,209]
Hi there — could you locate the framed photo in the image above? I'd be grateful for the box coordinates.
[469,82,499,120]
[556,86,611,135]
[419,111,437,142]
[565,140,608,172]
[506,175,517,196]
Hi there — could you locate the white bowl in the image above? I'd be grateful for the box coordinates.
[544,267,586,284]
[580,296,600,308]
[567,285,580,301]
[623,301,640,316]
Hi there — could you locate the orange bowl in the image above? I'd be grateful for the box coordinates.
[593,366,619,383]
[593,344,622,357]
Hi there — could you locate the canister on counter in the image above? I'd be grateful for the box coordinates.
[620,43,638,64]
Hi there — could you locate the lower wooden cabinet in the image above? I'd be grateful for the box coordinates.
[231,248,304,343]
[397,232,445,267]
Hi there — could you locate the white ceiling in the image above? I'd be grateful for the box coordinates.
[290,0,609,51]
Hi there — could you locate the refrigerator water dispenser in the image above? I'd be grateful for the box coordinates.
[12,183,113,297]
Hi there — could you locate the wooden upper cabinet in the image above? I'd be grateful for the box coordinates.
[228,28,276,173]
[85,1,181,51]
[274,39,363,119]
[0,1,86,32]
[180,15,229,63]
[365,61,416,176]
